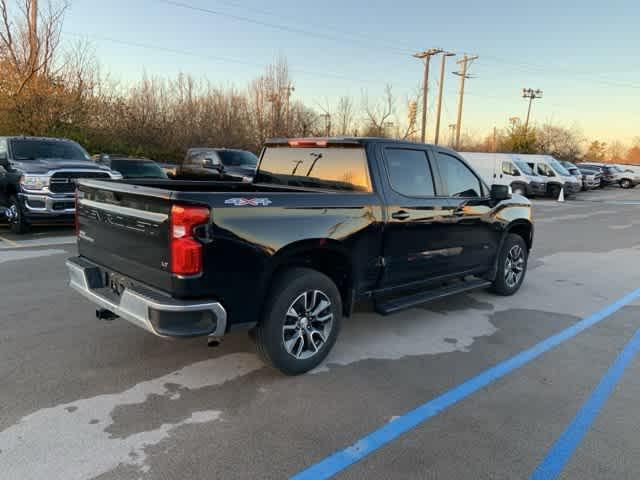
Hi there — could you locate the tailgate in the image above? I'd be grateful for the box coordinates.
[77,180,173,292]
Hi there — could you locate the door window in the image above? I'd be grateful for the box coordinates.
[383,148,435,197]
[0,139,7,155]
[502,161,518,176]
[435,152,483,198]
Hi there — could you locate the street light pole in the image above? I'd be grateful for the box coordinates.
[522,88,543,132]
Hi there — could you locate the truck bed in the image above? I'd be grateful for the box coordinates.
[75,178,382,328]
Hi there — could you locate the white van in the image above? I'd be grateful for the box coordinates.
[458,152,547,197]
[523,155,581,197]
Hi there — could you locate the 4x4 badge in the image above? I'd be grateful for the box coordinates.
[224,198,272,206]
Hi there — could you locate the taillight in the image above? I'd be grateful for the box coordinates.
[288,139,328,147]
[170,204,210,276]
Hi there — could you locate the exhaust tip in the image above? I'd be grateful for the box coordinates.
[96,308,118,321]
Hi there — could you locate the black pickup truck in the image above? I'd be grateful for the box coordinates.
[66,138,533,374]
[0,136,121,233]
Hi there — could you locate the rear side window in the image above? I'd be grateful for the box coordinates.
[0,138,7,155]
[217,150,258,167]
[256,147,372,192]
[435,152,483,198]
[384,148,435,197]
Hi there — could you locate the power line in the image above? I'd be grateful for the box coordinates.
[209,0,416,55]
[62,31,390,87]
[481,55,640,90]
[158,0,640,91]
[155,0,414,56]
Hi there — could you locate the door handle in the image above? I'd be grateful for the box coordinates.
[391,210,410,220]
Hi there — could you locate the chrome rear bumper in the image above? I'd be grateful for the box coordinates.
[66,257,227,338]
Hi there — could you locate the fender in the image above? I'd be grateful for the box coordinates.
[256,238,356,318]
[485,219,534,282]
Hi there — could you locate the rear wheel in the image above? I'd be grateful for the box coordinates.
[620,179,632,189]
[492,234,528,296]
[255,268,342,375]
[7,195,29,234]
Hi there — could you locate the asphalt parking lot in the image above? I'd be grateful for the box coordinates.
[1,188,640,480]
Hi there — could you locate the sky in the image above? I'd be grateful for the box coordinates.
[62,0,640,144]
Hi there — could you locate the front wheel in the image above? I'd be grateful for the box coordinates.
[255,268,342,375]
[7,195,29,234]
[548,184,561,199]
[512,185,526,196]
[620,179,632,189]
[492,234,528,296]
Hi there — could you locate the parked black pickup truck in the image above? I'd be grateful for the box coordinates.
[67,138,533,374]
[0,136,121,233]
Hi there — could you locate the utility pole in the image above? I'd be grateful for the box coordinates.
[413,48,443,143]
[434,52,455,145]
[452,54,478,150]
[28,0,38,72]
[522,88,543,132]
[448,124,456,147]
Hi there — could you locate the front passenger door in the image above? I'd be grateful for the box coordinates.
[379,147,459,288]
[433,150,500,272]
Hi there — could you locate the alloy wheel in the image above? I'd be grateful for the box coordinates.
[504,245,525,289]
[282,290,334,360]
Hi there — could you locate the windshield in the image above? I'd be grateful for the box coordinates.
[514,159,535,175]
[217,150,258,168]
[110,159,167,178]
[548,159,571,176]
[256,146,372,192]
[10,139,89,161]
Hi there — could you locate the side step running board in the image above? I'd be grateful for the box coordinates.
[374,278,492,315]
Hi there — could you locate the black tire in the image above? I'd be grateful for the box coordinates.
[548,184,561,199]
[512,184,526,196]
[8,195,29,234]
[491,234,528,296]
[255,268,342,375]
[620,179,632,189]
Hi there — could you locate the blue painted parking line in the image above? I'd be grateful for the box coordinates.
[291,288,640,480]
[529,326,640,480]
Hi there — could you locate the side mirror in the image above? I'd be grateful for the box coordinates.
[491,184,511,201]
[511,169,520,176]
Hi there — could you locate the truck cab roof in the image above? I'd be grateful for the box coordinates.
[265,136,458,153]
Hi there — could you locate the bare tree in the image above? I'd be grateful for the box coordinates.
[0,0,68,94]
[362,84,394,137]
[536,123,583,161]
[335,96,355,136]
[607,140,626,163]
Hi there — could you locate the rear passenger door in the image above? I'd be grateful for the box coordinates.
[432,150,500,271]
[379,146,462,288]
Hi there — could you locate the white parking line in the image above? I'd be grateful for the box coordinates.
[0,236,76,249]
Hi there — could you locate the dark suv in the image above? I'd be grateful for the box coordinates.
[178,148,258,181]
[0,136,121,233]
